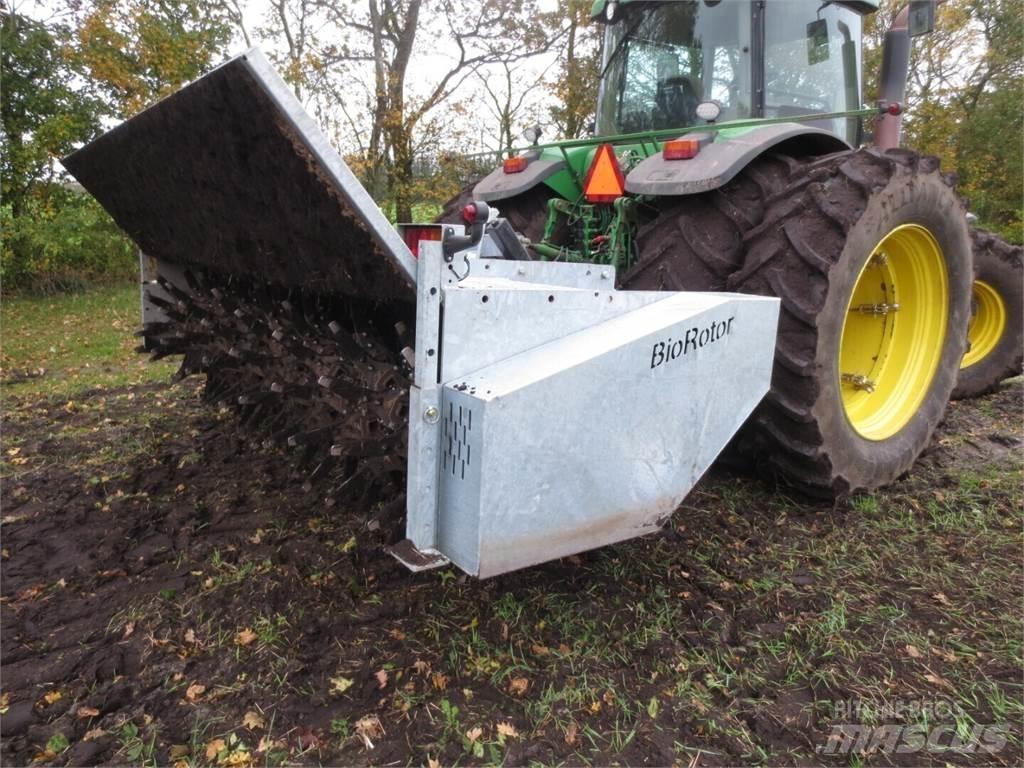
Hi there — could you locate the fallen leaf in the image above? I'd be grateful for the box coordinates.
[389,628,406,641]
[427,758,441,768]
[431,672,449,690]
[169,744,191,759]
[531,644,550,656]
[413,659,431,676]
[122,621,135,639]
[375,669,388,689]
[905,644,923,658]
[222,748,252,766]
[185,683,206,702]
[0,692,8,714]
[330,676,354,695]
[16,583,45,602]
[564,721,579,746]
[932,592,951,606]
[507,677,529,696]
[256,737,284,753]
[465,726,483,743]
[76,706,101,719]
[41,690,62,706]
[184,629,197,645]
[923,671,954,690]
[242,710,265,730]
[205,738,227,760]
[83,728,106,741]
[931,647,957,663]
[235,628,257,646]
[355,715,384,749]
[496,722,519,738]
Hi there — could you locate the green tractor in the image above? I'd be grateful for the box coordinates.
[448,0,1018,497]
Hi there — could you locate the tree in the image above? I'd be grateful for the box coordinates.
[71,0,233,118]
[312,0,554,221]
[0,11,104,217]
[545,0,600,139]
[864,0,1022,241]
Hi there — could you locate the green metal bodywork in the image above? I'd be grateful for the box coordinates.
[505,108,875,269]
[528,108,874,201]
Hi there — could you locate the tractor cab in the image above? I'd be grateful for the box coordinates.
[594,0,866,145]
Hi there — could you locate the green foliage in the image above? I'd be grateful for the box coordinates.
[1,189,135,293]
[0,5,232,295]
[956,87,1023,242]
[0,12,105,217]
[865,0,1023,243]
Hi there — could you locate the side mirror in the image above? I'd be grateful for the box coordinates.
[908,0,935,37]
[806,19,830,65]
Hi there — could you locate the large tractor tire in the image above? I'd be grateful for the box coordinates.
[952,229,1023,399]
[437,185,552,243]
[624,154,797,291]
[727,148,973,496]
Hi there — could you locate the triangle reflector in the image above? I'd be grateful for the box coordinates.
[583,143,625,203]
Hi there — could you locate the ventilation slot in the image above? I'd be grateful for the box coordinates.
[442,401,473,480]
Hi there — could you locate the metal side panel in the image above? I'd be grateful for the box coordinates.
[449,258,616,291]
[436,292,780,577]
[440,282,676,382]
[63,48,414,300]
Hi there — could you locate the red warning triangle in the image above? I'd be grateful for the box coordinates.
[583,143,625,203]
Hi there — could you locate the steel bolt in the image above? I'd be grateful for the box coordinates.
[423,406,440,424]
[600,270,609,280]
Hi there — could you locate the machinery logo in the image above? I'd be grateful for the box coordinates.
[650,316,735,370]
[817,698,1008,756]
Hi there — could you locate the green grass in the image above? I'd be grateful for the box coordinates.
[1,283,177,400]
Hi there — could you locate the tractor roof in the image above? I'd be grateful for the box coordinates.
[590,0,880,22]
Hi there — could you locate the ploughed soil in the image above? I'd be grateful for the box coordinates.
[1,377,1021,767]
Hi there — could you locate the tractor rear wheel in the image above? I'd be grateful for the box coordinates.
[437,185,552,243]
[952,229,1023,399]
[728,148,972,496]
[624,154,796,291]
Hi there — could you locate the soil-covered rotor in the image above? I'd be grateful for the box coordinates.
[62,55,417,502]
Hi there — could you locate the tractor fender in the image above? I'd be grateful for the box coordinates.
[625,123,850,196]
[473,157,566,202]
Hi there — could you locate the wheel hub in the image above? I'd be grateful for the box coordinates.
[839,224,949,441]
[961,280,1007,369]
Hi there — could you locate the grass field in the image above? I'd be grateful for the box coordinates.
[1,284,177,401]
[1,287,1022,767]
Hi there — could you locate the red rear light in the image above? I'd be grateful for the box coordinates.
[663,137,700,160]
[886,101,903,116]
[503,156,528,174]
[400,224,443,258]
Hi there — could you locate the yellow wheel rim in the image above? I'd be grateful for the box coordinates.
[960,280,1007,368]
[839,224,948,441]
